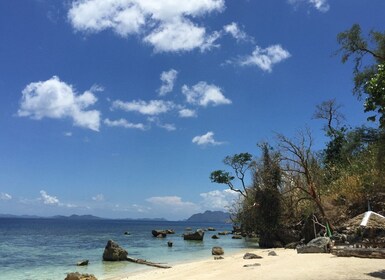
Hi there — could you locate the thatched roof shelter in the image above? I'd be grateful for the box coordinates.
[344,211,385,230]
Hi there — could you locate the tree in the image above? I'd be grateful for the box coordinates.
[277,129,327,220]
[253,143,283,247]
[210,153,254,197]
[337,24,385,126]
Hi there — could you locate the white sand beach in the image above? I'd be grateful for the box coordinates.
[109,248,385,280]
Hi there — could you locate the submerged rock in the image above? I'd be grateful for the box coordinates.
[65,272,97,280]
[103,240,128,261]
[76,260,89,266]
[211,234,219,239]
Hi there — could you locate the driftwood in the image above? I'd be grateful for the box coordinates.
[331,247,385,259]
[126,257,171,269]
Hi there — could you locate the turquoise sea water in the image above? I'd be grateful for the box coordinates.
[0,218,257,280]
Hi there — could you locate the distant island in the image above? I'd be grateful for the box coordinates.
[186,210,230,223]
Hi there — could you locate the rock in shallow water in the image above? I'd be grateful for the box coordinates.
[65,272,97,280]
[102,240,128,261]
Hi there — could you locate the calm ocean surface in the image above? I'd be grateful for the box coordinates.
[0,218,258,280]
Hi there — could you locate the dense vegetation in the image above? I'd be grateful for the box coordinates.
[210,24,385,248]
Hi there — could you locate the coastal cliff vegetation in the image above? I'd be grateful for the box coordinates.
[211,24,385,248]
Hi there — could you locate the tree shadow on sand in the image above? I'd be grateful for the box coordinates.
[367,270,385,279]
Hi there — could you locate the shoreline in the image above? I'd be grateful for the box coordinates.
[106,248,385,280]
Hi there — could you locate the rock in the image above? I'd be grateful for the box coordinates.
[297,237,332,254]
[218,231,229,235]
[207,227,216,231]
[76,260,89,266]
[166,229,175,234]
[211,235,219,239]
[185,227,192,231]
[167,241,173,247]
[183,230,204,241]
[65,272,97,280]
[103,240,128,261]
[152,230,167,237]
[243,253,262,259]
[212,246,224,255]
[214,256,224,260]
[285,242,300,249]
[243,263,261,267]
[124,231,130,235]
[232,235,242,239]
[268,251,277,256]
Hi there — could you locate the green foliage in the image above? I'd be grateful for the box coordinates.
[364,64,385,126]
[337,24,385,127]
[210,170,234,185]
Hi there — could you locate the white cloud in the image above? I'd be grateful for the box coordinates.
[92,194,105,201]
[158,69,178,96]
[104,118,146,130]
[200,189,239,210]
[18,76,101,131]
[111,99,175,115]
[223,22,253,42]
[147,117,176,131]
[238,45,291,72]
[192,131,223,146]
[0,193,12,201]
[182,82,231,107]
[64,132,73,137]
[144,18,209,53]
[146,196,196,207]
[288,0,330,12]
[40,190,60,205]
[68,0,225,52]
[179,108,197,118]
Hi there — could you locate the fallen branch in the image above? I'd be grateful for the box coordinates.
[126,257,171,269]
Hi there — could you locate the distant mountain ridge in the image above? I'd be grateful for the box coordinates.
[186,210,230,223]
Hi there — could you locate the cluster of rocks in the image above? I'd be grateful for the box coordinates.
[64,273,97,280]
[152,229,175,238]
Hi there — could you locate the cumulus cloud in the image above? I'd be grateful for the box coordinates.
[104,118,146,130]
[0,193,12,201]
[40,190,60,205]
[158,69,178,96]
[179,108,197,118]
[238,45,291,72]
[200,189,239,210]
[192,131,223,146]
[182,82,231,107]
[18,76,101,131]
[223,22,253,42]
[68,0,225,52]
[288,0,330,12]
[111,99,175,115]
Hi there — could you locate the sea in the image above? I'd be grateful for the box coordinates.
[0,218,258,280]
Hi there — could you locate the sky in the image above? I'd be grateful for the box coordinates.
[0,0,384,220]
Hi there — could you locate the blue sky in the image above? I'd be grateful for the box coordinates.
[0,0,384,220]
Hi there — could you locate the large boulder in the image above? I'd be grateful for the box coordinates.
[65,272,97,280]
[183,230,204,241]
[212,246,224,255]
[297,237,331,254]
[103,240,128,261]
